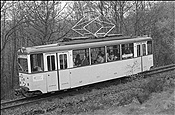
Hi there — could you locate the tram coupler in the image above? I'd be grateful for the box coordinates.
[15,86,29,96]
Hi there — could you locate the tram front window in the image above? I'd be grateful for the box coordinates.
[18,56,28,73]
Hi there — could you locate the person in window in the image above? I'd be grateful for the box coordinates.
[33,66,42,72]
[81,55,89,66]
[74,54,81,66]
[107,52,115,62]
[123,47,133,59]
[125,47,132,54]
[107,49,111,62]
[96,53,104,63]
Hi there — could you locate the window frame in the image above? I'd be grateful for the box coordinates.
[18,55,29,73]
[59,54,68,70]
[121,43,134,59]
[137,44,141,57]
[73,48,90,67]
[142,43,147,56]
[30,53,44,73]
[47,55,57,71]
[147,40,153,55]
[106,44,121,62]
[90,46,106,65]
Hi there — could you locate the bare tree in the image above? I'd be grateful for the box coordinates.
[1,1,24,52]
[22,1,72,45]
[110,1,135,34]
[1,1,25,99]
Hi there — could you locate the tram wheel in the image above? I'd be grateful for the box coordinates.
[150,66,154,70]
[22,91,34,97]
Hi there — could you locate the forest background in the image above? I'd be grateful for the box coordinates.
[1,1,175,99]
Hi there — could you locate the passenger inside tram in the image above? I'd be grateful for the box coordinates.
[122,44,133,59]
[74,54,81,66]
[107,48,118,62]
[81,55,89,66]
[96,53,104,63]
[33,66,42,72]
[107,52,118,62]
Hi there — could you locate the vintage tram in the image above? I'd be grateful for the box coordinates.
[15,35,153,97]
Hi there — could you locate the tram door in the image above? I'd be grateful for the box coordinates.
[45,53,59,92]
[135,42,147,72]
[142,42,151,71]
[57,52,70,90]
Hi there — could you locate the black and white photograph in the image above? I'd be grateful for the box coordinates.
[1,1,175,115]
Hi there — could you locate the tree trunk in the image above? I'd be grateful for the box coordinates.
[11,3,17,89]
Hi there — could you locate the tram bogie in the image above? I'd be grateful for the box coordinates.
[16,35,153,97]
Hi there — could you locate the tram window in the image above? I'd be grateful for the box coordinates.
[106,45,120,62]
[59,54,67,69]
[142,44,146,56]
[137,45,141,57]
[122,43,134,59]
[91,46,105,64]
[30,53,44,72]
[73,48,89,67]
[47,55,56,71]
[147,41,152,55]
[18,57,28,73]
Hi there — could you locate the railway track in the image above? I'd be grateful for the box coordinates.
[1,64,175,111]
[144,64,175,75]
[0,88,79,111]
[1,96,40,110]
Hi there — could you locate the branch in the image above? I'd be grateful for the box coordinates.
[57,29,72,40]
[1,1,6,11]
[1,1,16,13]
[1,18,24,51]
[53,2,68,20]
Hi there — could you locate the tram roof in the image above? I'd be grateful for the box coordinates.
[18,35,152,54]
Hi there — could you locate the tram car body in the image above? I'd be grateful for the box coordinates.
[16,35,153,97]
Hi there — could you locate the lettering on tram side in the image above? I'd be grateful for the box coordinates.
[49,85,56,87]
[33,75,43,81]
[62,82,69,85]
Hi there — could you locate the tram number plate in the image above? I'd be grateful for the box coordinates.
[33,75,43,81]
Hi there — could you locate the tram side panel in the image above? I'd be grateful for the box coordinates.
[27,72,60,93]
[45,71,59,92]
[59,69,71,90]
[19,73,48,93]
[69,66,94,88]
[69,57,142,89]
[142,54,153,71]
